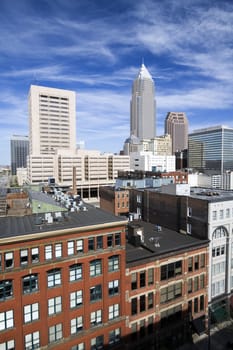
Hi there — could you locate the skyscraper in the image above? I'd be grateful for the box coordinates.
[28,85,76,156]
[188,125,233,175]
[130,64,156,140]
[10,135,29,175]
[165,112,188,154]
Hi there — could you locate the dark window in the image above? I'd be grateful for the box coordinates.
[140,271,146,287]
[148,292,154,309]
[107,234,113,247]
[96,236,103,249]
[194,297,198,313]
[131,273,137,290]
[88,237,95,251]
[188,257,193,272]
[200,295,204,311]
[90,285,102,302]
[140,295,146,312]
[131,298,137,315]
[0,280,13,301]
[194,256,199,270]
[22,274,38,294]
[148,268,154,285]
[115,233,121,246]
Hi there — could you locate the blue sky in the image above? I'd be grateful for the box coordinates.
[0,0,233,165]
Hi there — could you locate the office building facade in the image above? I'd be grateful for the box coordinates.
[28,85,76,156]
[188,125,233,175]
[130,64,156,140]
[165,112,188,154]
[10,135,29,175]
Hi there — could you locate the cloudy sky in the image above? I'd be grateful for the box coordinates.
[0,0,233,165]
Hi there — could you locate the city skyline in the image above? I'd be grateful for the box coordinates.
[0,0,232,165]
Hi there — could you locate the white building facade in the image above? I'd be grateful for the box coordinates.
[130,151,175,172]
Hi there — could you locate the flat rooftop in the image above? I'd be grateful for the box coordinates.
[126,221,209,266]
[0,205,127,240]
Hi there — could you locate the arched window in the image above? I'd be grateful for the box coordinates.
[212,226,228,240]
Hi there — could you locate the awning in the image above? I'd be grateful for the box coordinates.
[192,316,206,335]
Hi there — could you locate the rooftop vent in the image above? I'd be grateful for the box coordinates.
[154,225,162,232]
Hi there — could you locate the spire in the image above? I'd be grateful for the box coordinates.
[137,63,152,80]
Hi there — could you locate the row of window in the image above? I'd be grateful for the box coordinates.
[131,292,155,315]
[0,301,120,332]
[0,233,122,270]
[0,328,120,349]
[0,260,119,300]
[187,274,205,293]
[212,208,233,220]
[130,254,206,291]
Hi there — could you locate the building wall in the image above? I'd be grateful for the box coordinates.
[125,246,209,349]
[99,187,130,216]
[165,112,188,154]
[0,221,127,349]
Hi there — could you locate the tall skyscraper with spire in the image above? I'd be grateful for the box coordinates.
[130,63,156,140]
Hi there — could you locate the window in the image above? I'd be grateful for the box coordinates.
[71,316,83,334]
[20,249,28,265]
[0,280,13,301]
[194,256,199,270]
[200,295,204,311]
[200,253,205,268]
[90,259,102,277]
[49,323,62,343]
[188,278,192,293]
[200,274,205,289]
[90,285,102,302]
[131,273,137,290]
[68,241,74,255]
[148,292,154,309]
[70,290,83,308]
[212,211,217,220]
[0,310,14,331]
[140,295,146,312]
[109,304,119,320]
[187,223,192,234]
[160,282,182,303]
[47,269,61,287]
[4,252,14,269]
[148,268,154,285]
[70,264,82,281]
[108,255,119,272]
[219,210,224,219]
[194,276,199,291]
[55,243,62,258]
[188,257,193,272]
[48,296,62,315]
[31,247,39,263]
[108,280,119,296]
[0,339,15,350]
[88,237,94,251]
[115,233,121,246]
[25,331,40,350]
[109,328,120,345]
[161,260,182,280]
[91,335,104,350]
[140,271,146,287]
[90,310,102,326]
[71,344,85,350]
[194,298,198,313]
[139,319,145,337]
[131,298,137,315]
[96,236,103,249]
[45,245,52,260]
[187,207,192,217]
[107,234,113,247]
[23,274,38,294]
[24,303,39,323]
[77,239,84,253]
[226,208,230,218]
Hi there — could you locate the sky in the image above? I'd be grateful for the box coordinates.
[0,0,233,165]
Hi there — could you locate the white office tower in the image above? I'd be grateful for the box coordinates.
[130,64,156,140]
[29,85,76,156]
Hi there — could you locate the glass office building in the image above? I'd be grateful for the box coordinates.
[188,126,233,175]
[10,135,29,175]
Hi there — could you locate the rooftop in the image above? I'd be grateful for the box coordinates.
[126,220,209,266]
[0,205,127,241]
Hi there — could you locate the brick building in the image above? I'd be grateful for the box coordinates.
[99,187,130,217]
[125,221,209,350]
[0,207,128,350]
